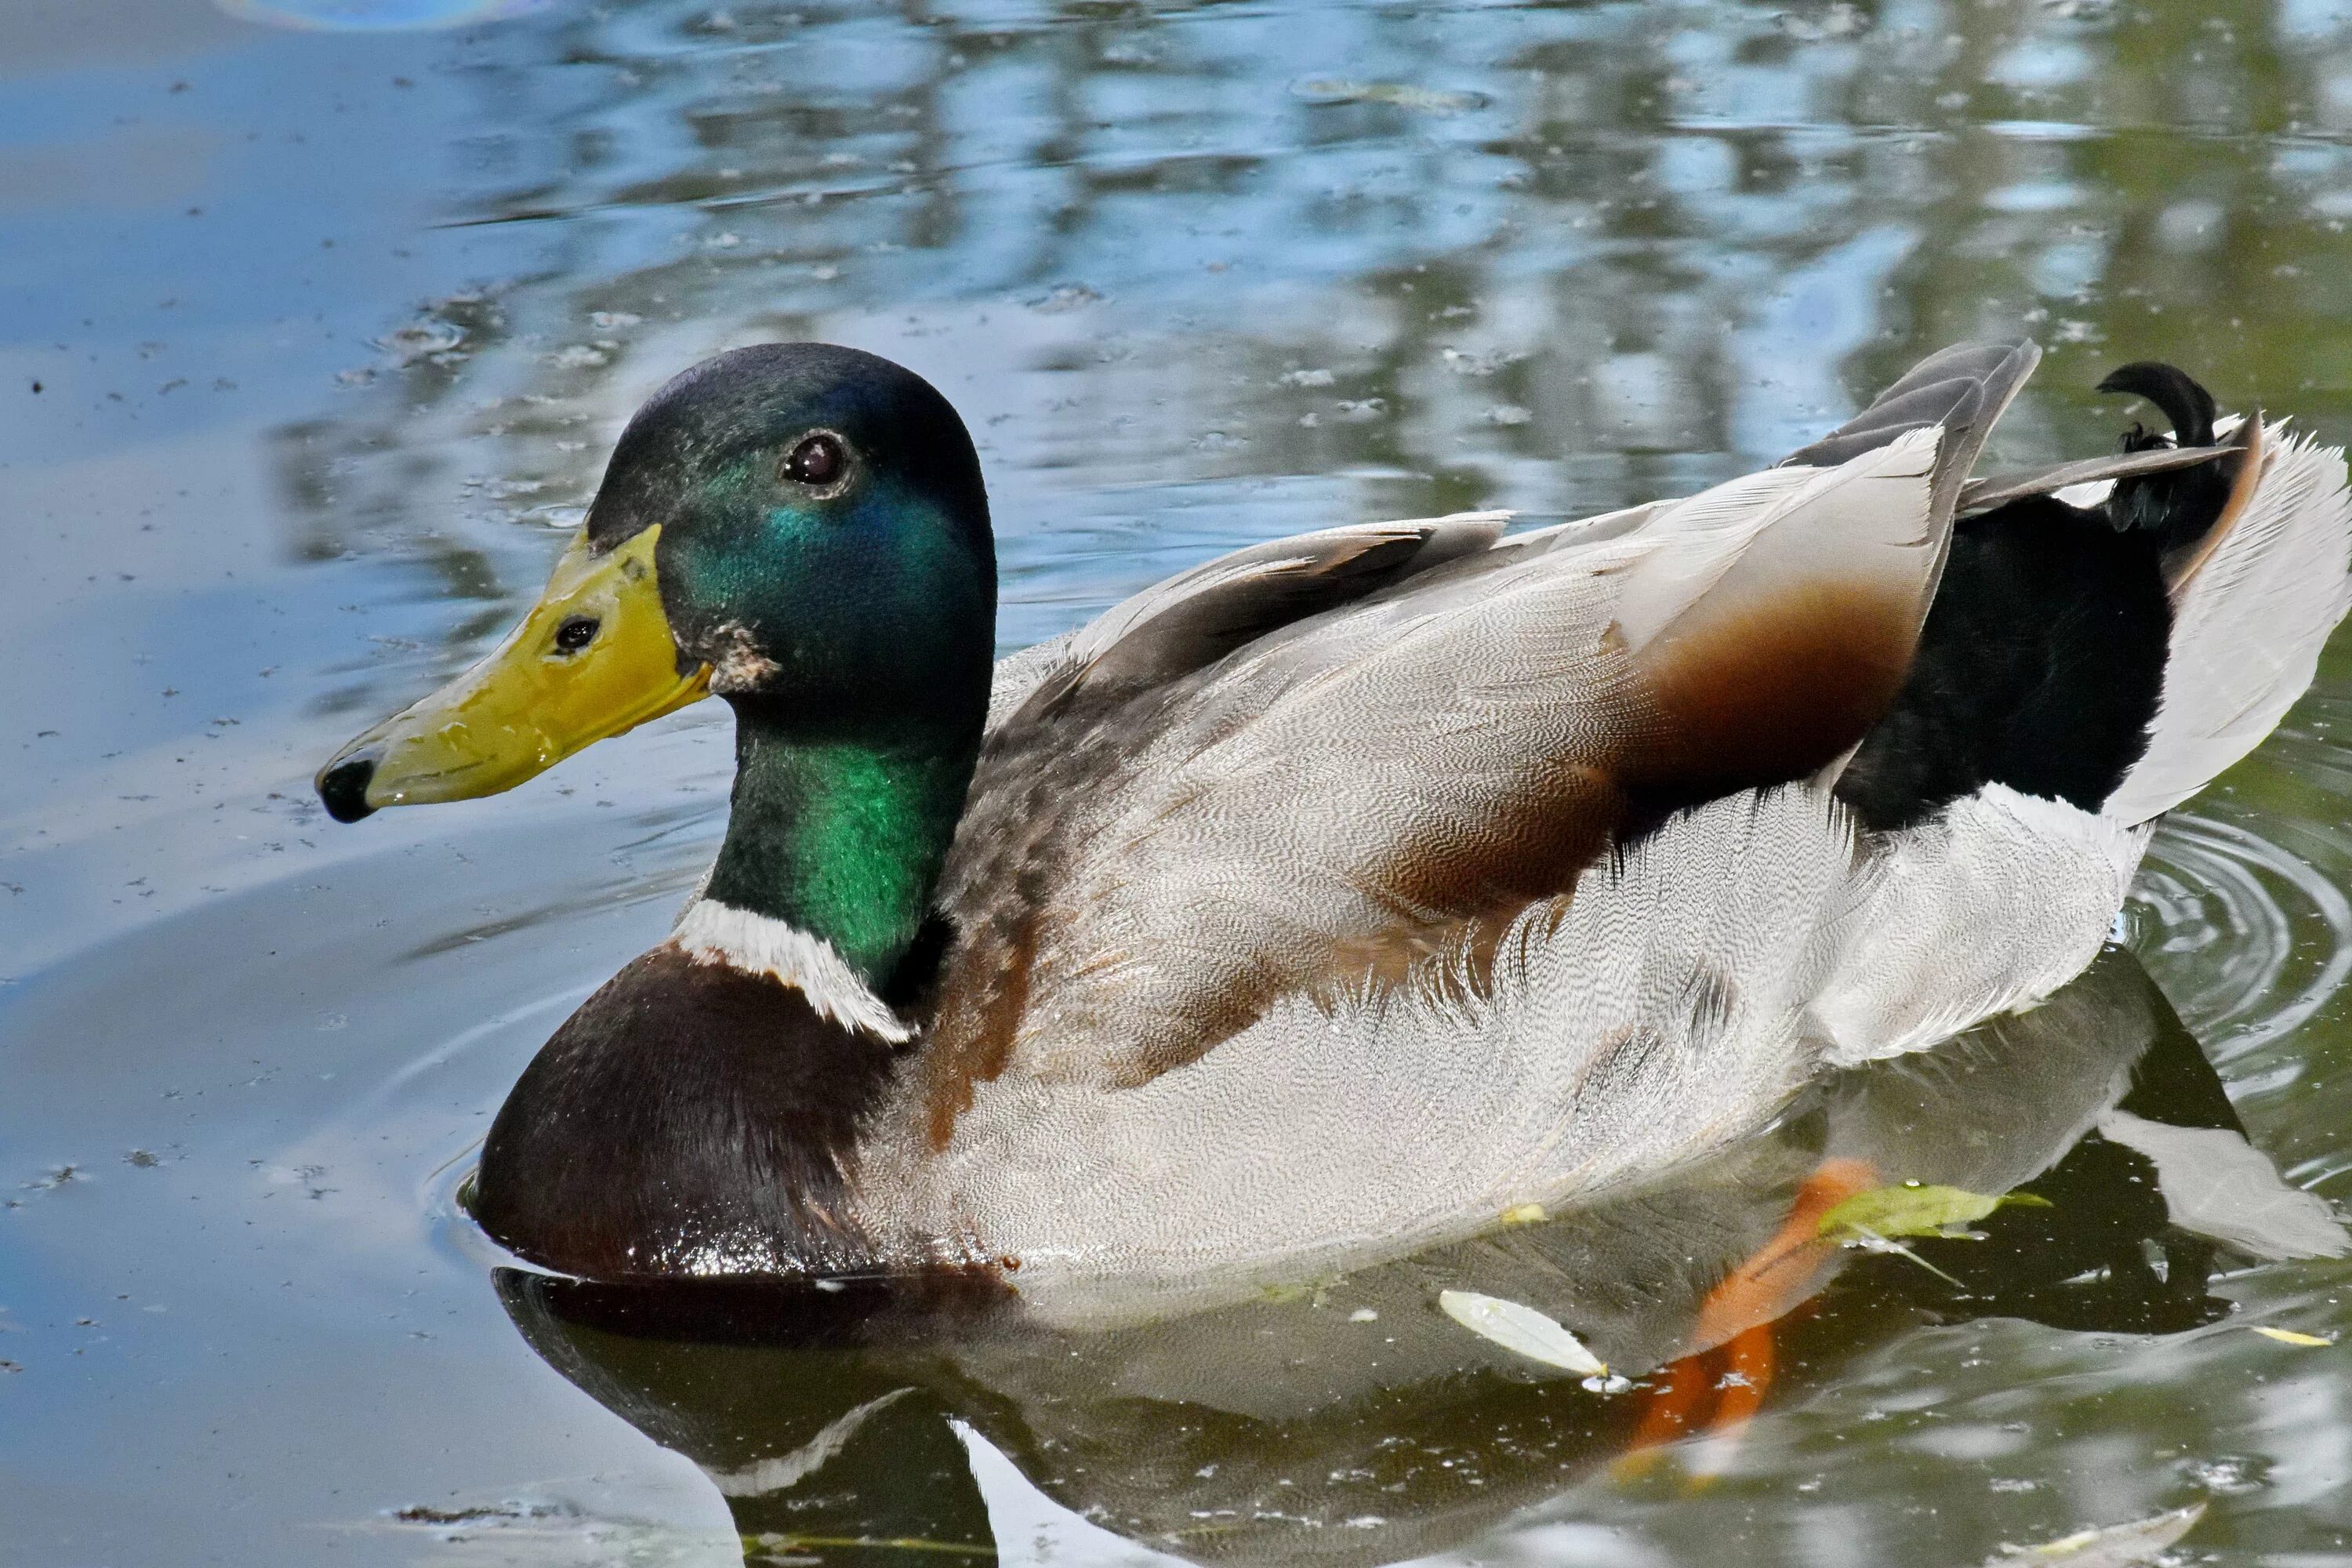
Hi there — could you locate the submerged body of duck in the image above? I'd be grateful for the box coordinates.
[317,339,2351,1323]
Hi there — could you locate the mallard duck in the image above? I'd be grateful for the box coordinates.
[316,339,2351,1323]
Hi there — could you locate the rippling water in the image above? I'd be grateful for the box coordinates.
[11,0,2352,1563]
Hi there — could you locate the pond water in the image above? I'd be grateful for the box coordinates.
[11,0,2352,1563]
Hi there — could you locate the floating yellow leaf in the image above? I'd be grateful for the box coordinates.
[1499,1203,1548,1226]
[1818,1182,2051,1246]
[1438,1289,1606,1376]
[2252,1326,2335,1347]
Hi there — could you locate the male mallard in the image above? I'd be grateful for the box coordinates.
[316,340,2351,1323]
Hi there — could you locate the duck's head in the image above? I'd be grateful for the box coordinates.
[314,342,995,824]
[321,349,1000,1283]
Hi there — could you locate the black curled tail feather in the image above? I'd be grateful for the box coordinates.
[2098,361,2217,450]
[2098,361,2232,547]
[1835,362,2236,833]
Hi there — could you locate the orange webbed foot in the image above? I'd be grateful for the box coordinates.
[1616,1158,1878,1484]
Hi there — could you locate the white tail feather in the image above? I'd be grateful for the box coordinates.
[2106,426,2352,825]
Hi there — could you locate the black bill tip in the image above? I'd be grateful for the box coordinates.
[316,753,379,823]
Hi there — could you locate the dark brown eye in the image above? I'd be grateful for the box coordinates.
[785,432,847,488]
[554,615,599,653]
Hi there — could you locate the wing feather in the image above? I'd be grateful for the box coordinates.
[1959,444,2235,516]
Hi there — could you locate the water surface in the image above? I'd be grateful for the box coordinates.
[10,0,2352,1563]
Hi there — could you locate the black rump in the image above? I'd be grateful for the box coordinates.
[1835,362,2238,833]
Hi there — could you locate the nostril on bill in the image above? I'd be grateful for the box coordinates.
[316,754,379,823]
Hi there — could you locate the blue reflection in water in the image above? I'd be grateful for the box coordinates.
[216,0,550,31]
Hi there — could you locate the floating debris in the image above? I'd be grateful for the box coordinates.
[1816,1181,2050,1286]
[2181,1455,2267,1495]
[1027,283,1104,313]
[1438,1289,1606,1377]
[1291,78,1490,114]
[1818,1182,2049,1246]
[1983,1501,2204,1565]
[372,319,465,366]
[1441,347,1526,378]
[2252,1326,2335,1348]
[1498,1201,1547,1225]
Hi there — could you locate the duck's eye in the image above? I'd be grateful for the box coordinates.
[554,615,600,653]
[785,432,847,488]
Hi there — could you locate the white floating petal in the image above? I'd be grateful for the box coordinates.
[1985,1501,2205,1565]
[1438,1289,1606,1376]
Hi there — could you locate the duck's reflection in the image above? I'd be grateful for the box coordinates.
[495,948,2339,1567]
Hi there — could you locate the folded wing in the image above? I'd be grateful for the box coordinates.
[916,344,2042,1142]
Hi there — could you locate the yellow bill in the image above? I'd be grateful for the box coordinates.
[314,527,711,822]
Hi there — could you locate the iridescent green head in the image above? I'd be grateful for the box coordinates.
[587,342,996,733]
